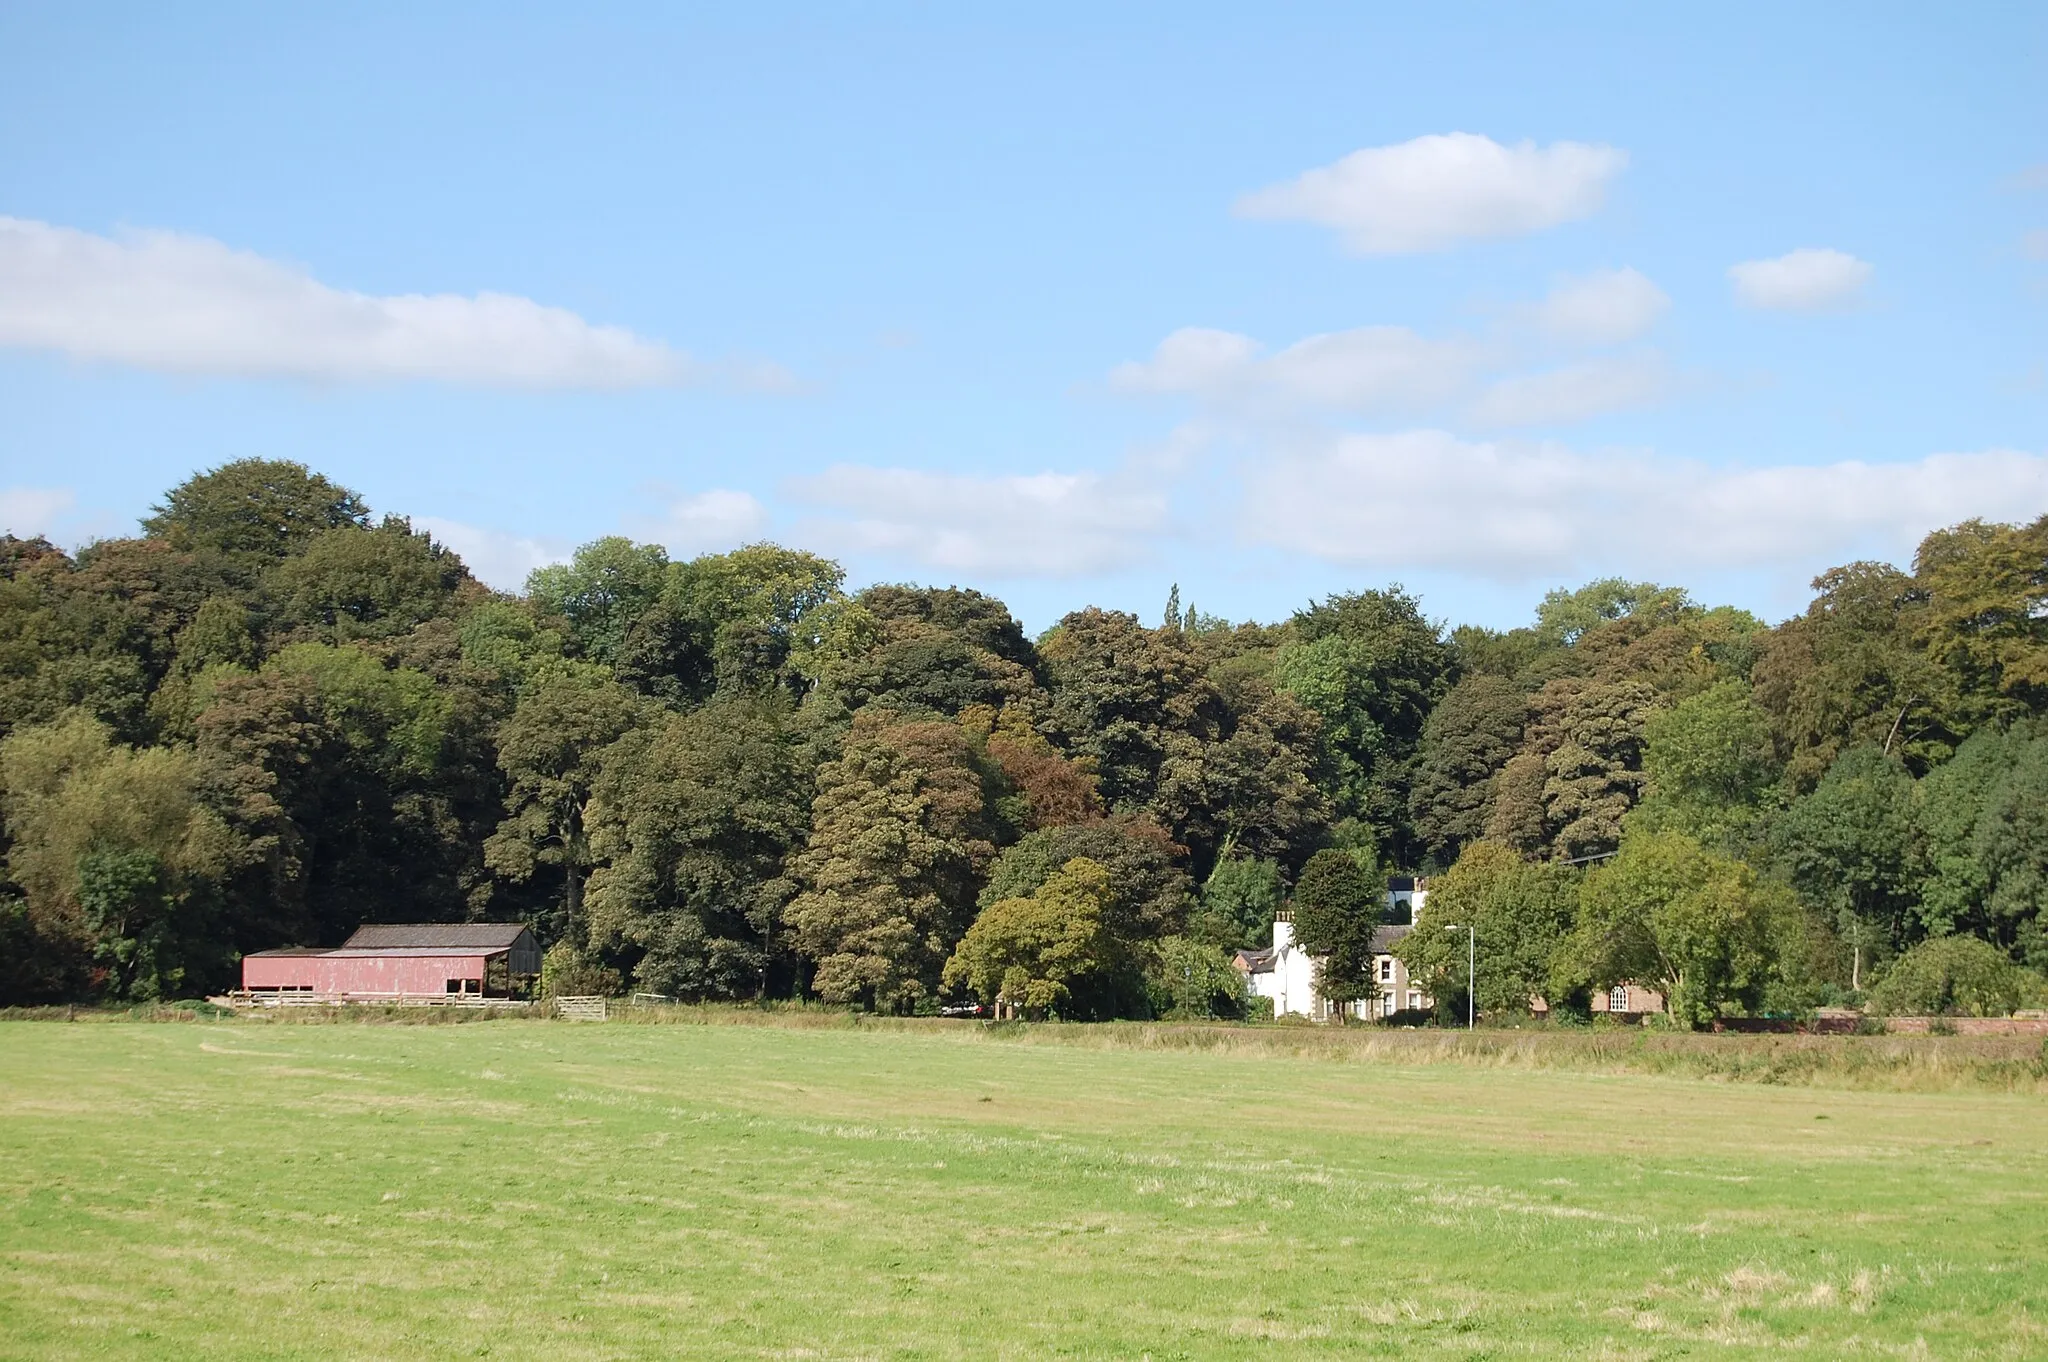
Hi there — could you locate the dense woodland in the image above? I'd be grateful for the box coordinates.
[3,460,2046,1024]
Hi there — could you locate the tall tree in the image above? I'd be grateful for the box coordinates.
[1273,588,1453,860]
[785,712,998,1010]
[1288,848,1381,1020]
[1770,744,1918,989]
[484,662,645,944]
[583,693,810,998]
[1409,674,1526,867]
[1397,841,1579,1017]
[144,459,370,561]
[1559,829,1785,1029]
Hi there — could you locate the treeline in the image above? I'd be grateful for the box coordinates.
[1,460,2044,1023]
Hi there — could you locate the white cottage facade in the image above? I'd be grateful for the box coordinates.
[1235,879,1432,1022]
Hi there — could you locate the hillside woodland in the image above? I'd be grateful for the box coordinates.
[3,460,2045,1024]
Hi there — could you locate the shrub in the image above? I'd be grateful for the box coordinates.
[541,942,621,998]
[1866,936,2042,1017]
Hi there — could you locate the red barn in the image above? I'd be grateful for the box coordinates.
[241,924,541,1002]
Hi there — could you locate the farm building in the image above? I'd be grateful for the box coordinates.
[240,923,541,1002]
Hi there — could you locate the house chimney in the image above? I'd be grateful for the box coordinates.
[1272,907,1293,952]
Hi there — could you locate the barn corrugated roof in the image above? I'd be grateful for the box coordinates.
[340,923,532,951]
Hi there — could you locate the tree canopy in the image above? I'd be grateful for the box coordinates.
[2,459,2045,1025]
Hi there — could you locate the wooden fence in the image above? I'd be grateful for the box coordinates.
[554,995,608,1021]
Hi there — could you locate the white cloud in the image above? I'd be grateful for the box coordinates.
[1240,430,2048,579]
[1468,353,1671,428]
[1529,267,1669,344]
[1234,133,1627,254]
[0,487,76,539]
[413,516,570,592]
[2022,229,2048,261]
[787,465,1166,577]
[1111,325,1481,412]
[0,216,787,389]
[632,488,771,558]
[1728,248,1873,312]
[2009,164,2048,191]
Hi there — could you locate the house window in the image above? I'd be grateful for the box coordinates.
[1379,958,1394,982]
[1407,991,1422,1011]
[447,978,480,995]
[1383,992,1397,1016]
[1609,985,1629,1013]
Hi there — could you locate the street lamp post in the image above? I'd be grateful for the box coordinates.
[1443,924,1474,1030]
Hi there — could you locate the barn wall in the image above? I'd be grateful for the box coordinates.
[243,953,491,996]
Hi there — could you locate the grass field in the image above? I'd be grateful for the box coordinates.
[4,1019,2047,1358]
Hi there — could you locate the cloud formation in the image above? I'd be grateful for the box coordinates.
[1111,325,1482,412]
[1529,267,1669,344]
[1728,247,1872,312]
[0,486,76,538]
[1239,430,2048,578]
[787,465,1166,577]
[1234,133,1627,254]
[412,516,569,592]
[0,216,785,389]
[632,489,771,557]
[1468,354,1670,428]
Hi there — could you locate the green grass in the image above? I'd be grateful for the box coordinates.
[4,1020,2047,1358]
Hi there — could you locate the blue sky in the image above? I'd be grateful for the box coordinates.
[2,2,2043,632]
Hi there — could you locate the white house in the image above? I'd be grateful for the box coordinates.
[1235,879,1432,1021]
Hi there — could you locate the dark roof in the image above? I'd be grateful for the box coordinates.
[340,923,533,951]
[1368,924,1412,954]
[243,947,330,958]
[1233,947,1277,974]
[1387,876,1416,892]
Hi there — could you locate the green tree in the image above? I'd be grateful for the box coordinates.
[0,713,240,997]
[1273,587,1453,859]
[1288,848,1381,1018]
[143,459,369,560]
[1190,852,1284,948]
[785,712,998,1010]
[942,857,1120,1017]
[270,518,469,643]
[1634,679,1779,845]
[526,538,671,670]
[1397,841,1579,1018]
[1752,561,1953,788]
[1770,745,1917,990]
[1145,934,1248,1018]
[484,662,645,944]
[1865,935,2042,1017]
[1913,516,2048,725]
[582,693,810,998]
[1409,674,1526,866]
[1560,829,1781,1028]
